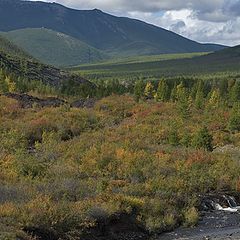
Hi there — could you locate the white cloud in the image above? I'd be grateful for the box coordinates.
[30,0,240,46]
[154,9,240,46]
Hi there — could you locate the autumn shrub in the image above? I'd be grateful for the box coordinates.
[0,96,20,118]
[141,198,178,233]
[1,94,240,237]
[95,95,135,125]
[0,202,17,218]
[228,113,240,132]
[183,207,199,227]
[18,196,87,239]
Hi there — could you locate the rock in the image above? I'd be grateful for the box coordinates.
[2,93,66,108]
[199,193,240,212]
[2,93,98,109]
[71,98,96,108]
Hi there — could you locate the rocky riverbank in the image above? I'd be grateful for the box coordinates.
[157,211,240,240]
[157,194,240,240]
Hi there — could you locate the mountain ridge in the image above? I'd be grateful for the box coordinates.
[0,0,226,59]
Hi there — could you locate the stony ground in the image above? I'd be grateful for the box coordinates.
[157,211,240,240]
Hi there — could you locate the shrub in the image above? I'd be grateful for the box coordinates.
[228,114,240,132]
[184,207,199,227]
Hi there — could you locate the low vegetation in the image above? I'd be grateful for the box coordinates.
[1,75,240,239]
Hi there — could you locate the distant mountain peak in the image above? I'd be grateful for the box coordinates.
[0,0,226,59]
[92,8,102,12]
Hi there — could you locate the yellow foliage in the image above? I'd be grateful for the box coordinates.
[0,203,17,217]
[184,207,199,227]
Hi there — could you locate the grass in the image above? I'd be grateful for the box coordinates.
[75,52,209,67]
[70,52,209,78]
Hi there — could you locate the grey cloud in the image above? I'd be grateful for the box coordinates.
[170,21,186,33]
[34,0,240,22]
[36,0,233,14]
[229,0,240,16]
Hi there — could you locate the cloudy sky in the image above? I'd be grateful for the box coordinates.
[33,0,240,46]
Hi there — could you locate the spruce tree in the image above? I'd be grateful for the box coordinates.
[175,82,191,118]
[228,103,240,132]
[0,69,8,93]
[192,127,213,151]
[219,79,228,98]
[155,78,169,102]
[170,83,178,102]
[230,81,240,103]
[195,80,205,109]
[134,79,145,102]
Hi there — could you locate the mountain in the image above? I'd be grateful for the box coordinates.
[0,34,32,59]
[0,0,226,59]
[2,28,107,67]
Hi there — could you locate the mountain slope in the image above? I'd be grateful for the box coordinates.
[0,0,226,58]
[0,36,93,88]
[0,50,93,88]
[0,34,32,59]
[2,28,107,67]
[199,45,240,62]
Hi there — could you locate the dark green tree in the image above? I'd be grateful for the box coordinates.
[219,79,228,98]
[134,79,145,102]
[195,80,205,109]
[170,83,178,102]
[0,69,8,93]
[192,127,213,151]
[155,78,169,102]
[228,104,240,132]
[229,81,240,103]
[176,82,191,119]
